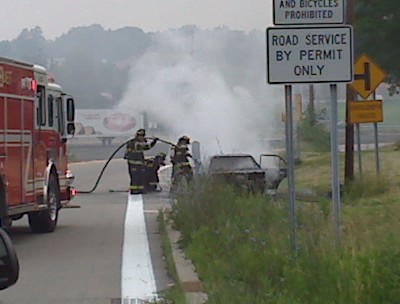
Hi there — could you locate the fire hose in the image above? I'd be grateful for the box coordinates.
[76,137,176,194]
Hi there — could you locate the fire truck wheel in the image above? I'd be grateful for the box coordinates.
[28,174,60,233]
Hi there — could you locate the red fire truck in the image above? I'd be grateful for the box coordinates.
[0,57,75,233]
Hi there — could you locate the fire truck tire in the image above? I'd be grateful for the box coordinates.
[28,174,60,233]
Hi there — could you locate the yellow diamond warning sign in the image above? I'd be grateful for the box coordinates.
[349,100,383,124]
[350,55,387,99]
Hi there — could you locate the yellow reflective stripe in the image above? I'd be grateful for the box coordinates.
[135,142,151,150]
[173,163,191,170]
[128,160,144,165]
[130,185,144,190]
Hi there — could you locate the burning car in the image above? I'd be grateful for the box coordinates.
[259,154,288,193]
[208,153,287,194]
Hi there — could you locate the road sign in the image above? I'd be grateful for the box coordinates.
[266,26,353,84]
[273,0,345,25]
[349,100,383,124]
[350,55,387,99]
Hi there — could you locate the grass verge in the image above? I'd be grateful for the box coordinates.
[158,210,186,304]
[170,147,400,303]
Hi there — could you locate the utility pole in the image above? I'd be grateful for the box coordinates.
[344,0,356,183]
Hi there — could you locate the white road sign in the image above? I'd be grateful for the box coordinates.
[273,0,345,25]
[266,26,353,84]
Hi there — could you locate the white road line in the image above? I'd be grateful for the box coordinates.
[121,194,158,301]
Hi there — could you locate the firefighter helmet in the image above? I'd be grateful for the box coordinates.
[158,152,166,159]
[179,135,190,144]
[136,129,146,136]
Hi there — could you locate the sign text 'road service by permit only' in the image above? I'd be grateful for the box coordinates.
[266,26,353,84]
[273,0,345,25]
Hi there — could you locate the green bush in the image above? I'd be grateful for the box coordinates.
[297,116,330,152]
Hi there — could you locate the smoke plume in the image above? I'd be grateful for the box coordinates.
[118,27,283,160]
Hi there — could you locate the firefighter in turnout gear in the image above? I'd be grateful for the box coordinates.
[144,153,167,192]
[171,136,193,190]
[124,129,158,194]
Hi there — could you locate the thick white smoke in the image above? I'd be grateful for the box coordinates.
[118,28,283,160]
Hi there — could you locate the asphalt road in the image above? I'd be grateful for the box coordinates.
[338,125,400,145]
[1,159,173,304]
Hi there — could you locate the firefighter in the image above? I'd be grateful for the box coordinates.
[170,136,193,189]
[144,157,154,193]
[124,129,158,194]
[144,153,167,192]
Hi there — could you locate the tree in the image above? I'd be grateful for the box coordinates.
[12,27,47,65]
[355,0,400,94]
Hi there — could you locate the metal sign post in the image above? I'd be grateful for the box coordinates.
[356,122,363,182]
[372,92,381,175]
[285,85,297,254]
[355,92,363,181]
[294,93,302,160]
[330,84,341,247]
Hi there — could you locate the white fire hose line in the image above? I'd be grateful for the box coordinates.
[121,194,158,301]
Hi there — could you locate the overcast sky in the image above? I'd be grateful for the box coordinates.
[0,0,272,40]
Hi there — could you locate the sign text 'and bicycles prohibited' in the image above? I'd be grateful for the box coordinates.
[273,0,345,25]
[266,26,353,84]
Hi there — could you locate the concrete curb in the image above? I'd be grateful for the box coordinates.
[163,211,208,304]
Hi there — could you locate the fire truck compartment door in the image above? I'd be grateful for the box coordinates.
[57,96,75,141]
[66,98,75,136]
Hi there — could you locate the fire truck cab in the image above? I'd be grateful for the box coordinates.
[0,57,75,233]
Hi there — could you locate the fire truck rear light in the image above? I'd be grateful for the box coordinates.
[31,79,37,91]
[71,188,77,196]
